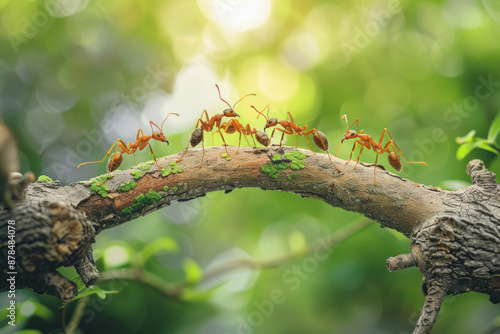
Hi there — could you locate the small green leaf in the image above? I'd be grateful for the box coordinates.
[487,113,500,142]
[180,287,215,302]
[139,237,178,265]
[478,142,500,155]
[86,286,118,300]
[183,258,203,284]
[456,142,481,160]
[68,286,118,303]
[71,275,86,292]
[455,130,476,144]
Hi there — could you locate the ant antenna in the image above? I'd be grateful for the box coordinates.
[160,113,179,132]
[215,84,232,110]
[341,114,349,130]
[151,120,161,133]
[251,105,269,121]
[215,84,256,111]
[232,93,256,110]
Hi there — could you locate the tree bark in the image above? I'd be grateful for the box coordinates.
[1,145,498,334]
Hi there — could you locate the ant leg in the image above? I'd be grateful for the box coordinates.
[304,135,316,155]
[78,139,128,167]
[326,149,342,172]
[307,130,341,173]
[335,142,343,157]
[199,136,205,167]
[96,171,112,186]
[177,118,206,164]
[132,151,137,166]
[378,129,425,186]
[176,138,192,163]
[235,131,251,154]
[146,142,162,169]
[279,132,286,150]
[349,140,370,168]
[347,141,358,164]
[353,145,365,169]
[236,132,242,154]
[392,141,427,165]
[388,142,421,186]
[399,158,420,187]
[211,130,216,146]
[273,128,293,151]
[218,128,230,157]
[373,151,380,186]
[212,129,221,147]
[379,129,427,165]
[96,146,125,186]
[242,132,252,147]
[251,134,261,152]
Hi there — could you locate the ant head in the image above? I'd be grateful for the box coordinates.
[252,105,277,131]
[340,114,359,143]
[264,118,278,131]
[341,130,358,143]
[223,108,240,118]
[152,131,169,144]
[150,113,178,144]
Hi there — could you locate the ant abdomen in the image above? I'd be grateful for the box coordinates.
[108,152,123,173]
[255,131,269,147]
[388,152,402,171]
[313,131,329,151]
[189,128,203,148]
[224,123,238,134]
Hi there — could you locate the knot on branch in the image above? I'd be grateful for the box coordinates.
[415,215,499,299]
[1,171,35,208]
[0,199,97,302]
[388,213,500,333]
[466,159,497,189]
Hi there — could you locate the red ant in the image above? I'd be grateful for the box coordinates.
[78,113,179,185]
[176,84,255,166]
[334,114,427,186]
[215,117,270,153]
[252,105,342,172]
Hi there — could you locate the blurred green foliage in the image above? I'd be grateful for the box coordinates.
[456,113,500,160]
[1,0,500,333]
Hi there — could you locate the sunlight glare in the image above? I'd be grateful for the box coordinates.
[199,0,271,32]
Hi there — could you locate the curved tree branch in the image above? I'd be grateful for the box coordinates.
[1,145,499,334]
[26,146,443,236]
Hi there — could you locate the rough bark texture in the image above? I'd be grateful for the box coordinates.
[387,159,500,333]
[0,145,499,334]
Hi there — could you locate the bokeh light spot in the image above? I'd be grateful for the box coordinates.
[44,0,89,18]
[104,245,131,268]
[20,301,36,317]
[199,0,271,33]
[282,30,320,70]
